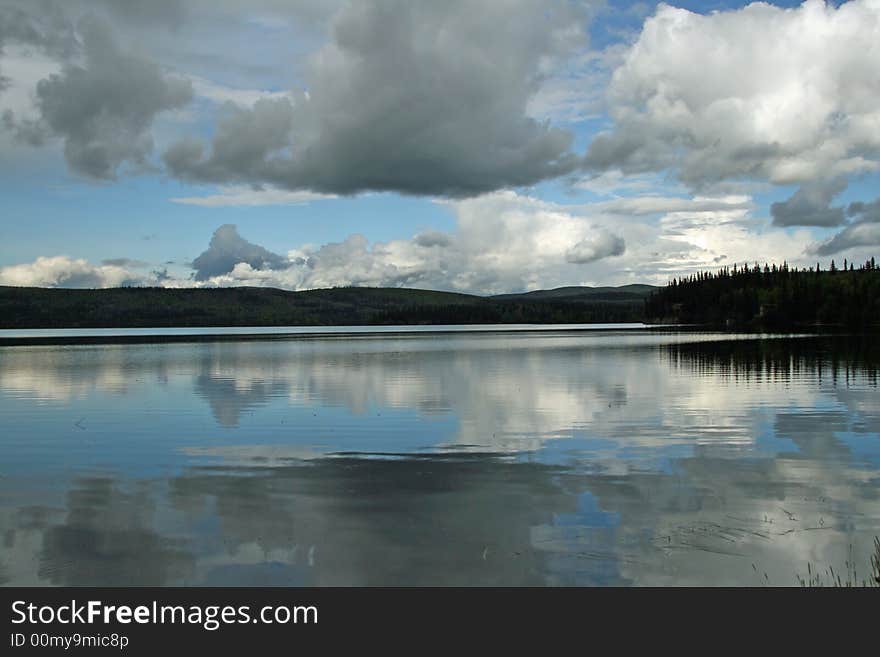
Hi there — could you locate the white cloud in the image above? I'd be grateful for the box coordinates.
[0,255,140,288]
[574,170,666,196]
[586,0,880,188]
[574,194,817,285]
[1,15,194,179]
[182,191,827,292]
[170,184,334,207]
[437,192,626,291]
[814,222,880,256]
[526,45,624,124]
[565,231,625,264]
[652,206,813,274]
[6,185,832,293]
[0,44,61,163]
[193,191,627,293]
[188,76,293,107]
[810,196,880,256]
[595,195,753,216]
[0,44,60,118]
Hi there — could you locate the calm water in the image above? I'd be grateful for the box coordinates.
[0,323,649,340]
[1,329,878,586]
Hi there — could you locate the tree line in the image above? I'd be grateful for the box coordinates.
[4,261,876,331]
[644,257,880,330]
[0,285,648,329]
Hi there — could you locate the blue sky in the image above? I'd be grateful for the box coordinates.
[1,0,879,293]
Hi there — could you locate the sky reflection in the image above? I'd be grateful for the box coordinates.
[0,332,877,586]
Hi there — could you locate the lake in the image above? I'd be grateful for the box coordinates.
[1,328,878,586]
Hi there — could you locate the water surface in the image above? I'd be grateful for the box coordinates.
[0,323,649,341]
[1,329,877,586]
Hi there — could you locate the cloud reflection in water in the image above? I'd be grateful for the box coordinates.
[0,332,878,585]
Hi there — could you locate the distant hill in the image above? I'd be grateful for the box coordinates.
[8,272,876,331]
[493,284,657,302]
[0,284,651,329]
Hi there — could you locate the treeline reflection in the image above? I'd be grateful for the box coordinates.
[663,336,880,385]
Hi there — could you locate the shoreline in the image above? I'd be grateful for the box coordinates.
[0,323,656,346]
[0,323,826,346]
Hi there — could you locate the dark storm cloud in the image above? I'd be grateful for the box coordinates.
[812,197,880,256]
[770,179,847,228]
[162,0,586,197]
[32,16,192,179]
[191,224,288,280]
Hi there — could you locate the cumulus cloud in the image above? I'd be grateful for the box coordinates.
[846,198,880,224]
[813,222,880,256]
[29,16,192,179]
[0,2,78,59]
[184,190,829,293]
[770,179,848,227]
[3,188,825,293]
[8,0,875,293]
[585,0,880,188]
[430,192,627,291]
[1,106,47,145]
[0,1,73,121]
[196,233,429,290]
[606,193,818,285]
[191,224,288,281]
[811,196,880,255]
[192,192,627,294]
[0,255,140,288]
[565,231,625,264]
[163,0,588,197]
[413,231,452,249]
[1,1,194,177]
[163,97,295,183]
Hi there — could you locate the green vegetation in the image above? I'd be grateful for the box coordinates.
[644,257,880,330]
[0,284,654,329]
[796,538,880,588]
[4,259,879,331]
[492,284,657,301]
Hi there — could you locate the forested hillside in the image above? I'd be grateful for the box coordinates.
[4,265,877,331]
[644,258,880,329]
[0,285,652,328]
